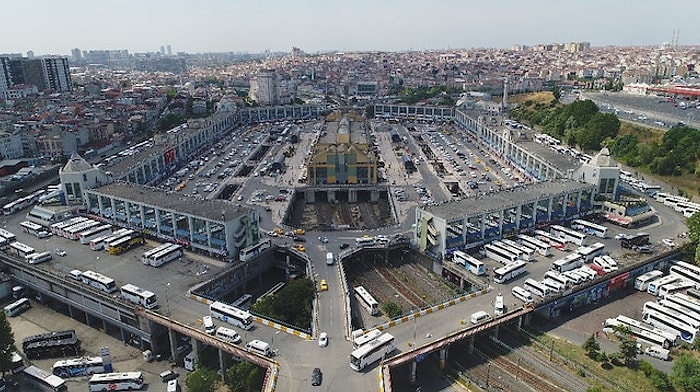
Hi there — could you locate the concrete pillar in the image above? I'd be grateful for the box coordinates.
[516,315,523,330]
[410,360,417,384]
[370,190,380,203]
[218,349,227,382]
[327,190,336,203]
[168,329,178,361]
[439,347,447,369]
[467,335,475,355]
[305,189,315,204]
[492,324,500,339]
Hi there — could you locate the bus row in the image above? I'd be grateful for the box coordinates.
[73,270,158,309]
[141,243,184,267]
[636,261,700,298]
[654,192,700,218]
[2,188,47,216]
[20,364,144,392]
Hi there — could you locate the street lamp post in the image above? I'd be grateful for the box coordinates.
[486,363,491,386]
[164,282,171,316]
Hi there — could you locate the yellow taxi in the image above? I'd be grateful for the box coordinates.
[293,228,306,235]
[319,279,328,291]
[294,244,306,252]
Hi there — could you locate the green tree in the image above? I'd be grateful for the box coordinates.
[672,353,700,392]
[582,334,601,358]
[227,361,264,392]
[381,301,403,319]
[577,112,620,150]
[610,325,638,366]
[248,278,315,329]
[185,366,219,392]
[0,313,15,376]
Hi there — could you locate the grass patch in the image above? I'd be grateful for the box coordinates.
[529,331,662,392]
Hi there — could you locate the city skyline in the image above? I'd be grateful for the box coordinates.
[4,0,698,56]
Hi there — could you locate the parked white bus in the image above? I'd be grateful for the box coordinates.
[210,301,253,330]
[483,243,518,265]
[511,286,534,304]
[349,333,395,371]
[51,356,105,378]
[493,261,527,284]
[543,271,573,289]
[534,230,567,250]
[87,372,144,392]
[500,239,536,261]
[517,234,552,257]
[571,219,608,238]
[613,314,678,347]
[550,253,583,273]
[355,236,376,248]
[550,225,588,246]
[354,286,380,316]
[603,318,673,349]
[643,301,700,330]
[120,283,158,309]
[23,365,67,392]
[642,309,697,343]
[148,244,183,267]
[635,270,664,291]
[452,250,485,275]
[26,251,52,265]
[658,280,695,299]
[80,270,117,294]
[79,224,112,245]
[352,329,383,349]
[8,241,35,259]
[523,278,549,298]
[4,298,30,317]
[647,274,683,296]
[574,242,605,262]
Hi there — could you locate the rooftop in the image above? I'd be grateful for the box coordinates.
[90,181,254,222]
[422,180,593,221]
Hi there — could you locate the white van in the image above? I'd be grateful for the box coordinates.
[644,345,670,361]
[183,350,196,371]
[494,294,505,316]
[544,271,572,289]
[511,286,533,304]
[69,269,82,280]
[203,315,215,335]
[167,379,181,392]
[215,326,242,344]
[326,252,334,266]
[470,310,491,325]
[246,339,271,357]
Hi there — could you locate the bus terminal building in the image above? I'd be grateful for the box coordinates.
[414,180,596,260]
[84,181,260,259]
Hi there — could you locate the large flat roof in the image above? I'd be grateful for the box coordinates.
[422,180,593,221]
[89,181,253,222]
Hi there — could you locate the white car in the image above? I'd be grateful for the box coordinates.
[55,248,67,257]
[614,233,628,240]
[318,332,328,347]
[662,238,676,247]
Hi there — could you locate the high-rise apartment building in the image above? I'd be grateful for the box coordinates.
[0,56,72,96]
[249,69,279,106]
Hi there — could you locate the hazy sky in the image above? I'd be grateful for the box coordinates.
[4,0,697,55]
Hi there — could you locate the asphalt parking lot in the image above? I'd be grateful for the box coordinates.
[6,302,179,391]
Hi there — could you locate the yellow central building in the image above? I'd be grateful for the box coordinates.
[307,116,377,185]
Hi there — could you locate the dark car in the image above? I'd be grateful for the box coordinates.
[311,367,322,386]
[160,369,179,382]
[293,236,306,243]
[339,243,350,250]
